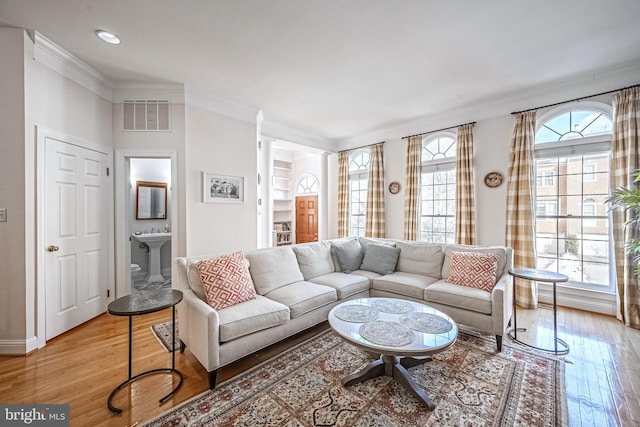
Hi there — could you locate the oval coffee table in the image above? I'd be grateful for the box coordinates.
[328,297,458,410]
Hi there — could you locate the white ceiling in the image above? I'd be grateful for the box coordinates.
[1,0,639,142]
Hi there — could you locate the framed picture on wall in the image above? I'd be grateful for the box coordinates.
[202,172,245,203]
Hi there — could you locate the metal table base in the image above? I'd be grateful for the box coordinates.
[507,268,570,355]
[107,290,184,413]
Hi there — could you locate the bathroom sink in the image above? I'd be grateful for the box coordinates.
[132,232,171,244]
[132,233,171,283]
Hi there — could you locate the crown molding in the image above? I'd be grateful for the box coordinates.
[261,120,336,153]
[112,82,185,104]
[32,32,114,101]
[337,59,640,149]
[185,88,260,125]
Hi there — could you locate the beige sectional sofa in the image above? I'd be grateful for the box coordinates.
[175,238,513,389]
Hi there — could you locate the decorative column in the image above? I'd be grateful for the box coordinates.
[319,151,329,241]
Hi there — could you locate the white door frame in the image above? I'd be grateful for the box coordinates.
[114,150,178,299]
[36,126,115,349]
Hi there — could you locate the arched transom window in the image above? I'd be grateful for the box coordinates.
[296,175,318,195]
[536,109,612,143]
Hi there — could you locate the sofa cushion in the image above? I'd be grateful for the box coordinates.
[217,295,290,342]
[358,237,396,248]
[351,269,382,280]
[424,280,492,315]
[308,272,370,299]
[447,251,498,292]
[360,243,401,275]
[196,251,256,310]
[292,241,335,280]
[187,262,207,301]
[395,241,443,278]
[266,281,337,318]
[371,272,439,300]
[331,238,364,273]
[442,245,507,279]
[246,246,304,295]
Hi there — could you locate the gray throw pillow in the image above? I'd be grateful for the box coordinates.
[360,243,401,275]
[331,238,364,273]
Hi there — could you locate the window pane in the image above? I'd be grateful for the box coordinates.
[536,109,613,143]
[534,149,611,289]
[420,136,456,244]
[446,200,455,216]
[583,261,610,286]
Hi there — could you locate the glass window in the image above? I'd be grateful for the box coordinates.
[534,106,613,292]
[536,109,612,144]
[349,150,369,237]
[296,175,318,195]
[419,133,456,244]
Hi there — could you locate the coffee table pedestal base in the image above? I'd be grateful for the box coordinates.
[343,355,435,410]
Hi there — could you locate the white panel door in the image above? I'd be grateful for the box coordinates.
[45,137,108,340]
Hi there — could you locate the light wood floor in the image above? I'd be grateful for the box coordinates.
[0,306,638,427]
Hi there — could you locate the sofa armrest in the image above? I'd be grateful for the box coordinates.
[178,288,221,372]
[491,272,513,336]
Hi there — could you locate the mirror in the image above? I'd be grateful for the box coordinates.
[136,181,167,220]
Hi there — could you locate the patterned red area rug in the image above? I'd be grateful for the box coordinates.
[143,328,567,426]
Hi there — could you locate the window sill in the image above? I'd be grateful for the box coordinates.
[537,282,616,316]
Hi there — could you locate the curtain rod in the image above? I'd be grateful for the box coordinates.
[338,141,384,154]
[401,121,476,140]
[510,83,639,115]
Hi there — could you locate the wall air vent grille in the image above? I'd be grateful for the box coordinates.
[123,100,171,131]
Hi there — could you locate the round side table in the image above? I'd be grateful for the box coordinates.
[507,268,569,355]
[107,289,184,413]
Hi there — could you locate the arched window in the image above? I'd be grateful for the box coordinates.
[419,133,456,243]
[349,150,369,237]
[536,109,612,143]
[296,175,318,195]
[533,105,613,291]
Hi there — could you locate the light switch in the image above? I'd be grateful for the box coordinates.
[0,209,6,222]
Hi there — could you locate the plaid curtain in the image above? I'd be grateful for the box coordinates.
[505,111,538,309]
[455,124,476,245]
[365,143,385,238]
[610,86,640,327]
[404,136,422,240]
[337,151,350,238]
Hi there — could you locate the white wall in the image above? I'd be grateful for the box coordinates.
[0,29,28,347]
[327,76,636,246]
[0,29,114,353]
[329,61,639,245]
[185,103,258,256]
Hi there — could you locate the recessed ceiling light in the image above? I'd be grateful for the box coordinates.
[95,30,120,45]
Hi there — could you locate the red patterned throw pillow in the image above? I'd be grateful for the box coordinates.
[446,251,499,292]
[196,251,256,310]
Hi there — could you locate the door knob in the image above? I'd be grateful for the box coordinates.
[47,245,59,252]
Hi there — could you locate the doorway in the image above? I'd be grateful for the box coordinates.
[114,150,178,299]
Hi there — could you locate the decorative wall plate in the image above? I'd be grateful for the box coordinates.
[484,172,503,188]
[388,181,401,194]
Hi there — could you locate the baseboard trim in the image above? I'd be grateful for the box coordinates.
[538,283,616,316]
[0,336,39,355]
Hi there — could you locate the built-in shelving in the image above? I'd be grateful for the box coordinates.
[273,221,292,246]
[272,158,293,246]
